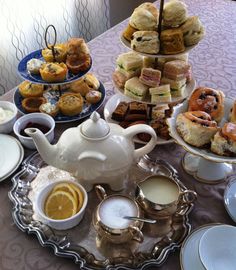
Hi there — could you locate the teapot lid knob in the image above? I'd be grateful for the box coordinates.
[81,111,110,138]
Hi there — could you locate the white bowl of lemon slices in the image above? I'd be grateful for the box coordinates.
[35,180,88,230]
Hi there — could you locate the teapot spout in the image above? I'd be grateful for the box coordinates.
[25,128,58,167]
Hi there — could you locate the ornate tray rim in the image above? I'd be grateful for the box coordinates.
[9,152,194,270]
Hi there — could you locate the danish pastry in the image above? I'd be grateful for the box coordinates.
[19,81,44,98]
[58,93,83,116]
[211,123,236,156]
[176,111,218,147]
[39,62,67,82]
[229,101,236,123]
[22,97,47,113]
[188,87,225,122]
[66,54,91,74]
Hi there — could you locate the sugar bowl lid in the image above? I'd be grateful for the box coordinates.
[81,112,110,138]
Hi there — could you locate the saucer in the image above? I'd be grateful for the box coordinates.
[0,134,24,181]
[224,179,236,222]
[180,224,219,270]
[199,224,236,270]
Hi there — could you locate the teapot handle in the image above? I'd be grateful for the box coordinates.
[123,124,157,160]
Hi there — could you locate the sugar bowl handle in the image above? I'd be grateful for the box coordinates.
[95,185,107,201]
[123,124,157,160]
[128,225,144,243]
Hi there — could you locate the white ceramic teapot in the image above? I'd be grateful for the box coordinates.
[25,112,157,191]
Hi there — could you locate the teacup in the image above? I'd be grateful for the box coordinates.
[93,185,144,244]
[135,175,197,217]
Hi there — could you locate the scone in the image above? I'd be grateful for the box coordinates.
[58,93,83,116]
[180,16,205,46]
[163,0,188,27]
[131,31,160,54]
[129,7,157,31]
[138,2,159,18]
[19,81,44,98]
[188,87,225,123]
[42,43,67,62]
[39,62,67,82]
[160,28,185,55]
[211,123,236,156]
[176,111,218,147]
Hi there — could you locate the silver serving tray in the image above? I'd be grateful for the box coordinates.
[9,153,194,270]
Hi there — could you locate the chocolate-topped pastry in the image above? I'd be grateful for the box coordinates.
[129,101,148,115]
[111,102,129,122]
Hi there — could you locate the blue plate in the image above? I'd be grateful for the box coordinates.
[14,82,106,123]
[18,49,92,85]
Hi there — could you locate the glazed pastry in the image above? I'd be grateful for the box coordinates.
[163,0,188,27]
[39,62,67,82]
[39,102,59,117]
[22,97,47,113]
[66,53,91,74]
[211,123,236,156]
[180,16,205,46]
[230,101,236,123]
[131,31,160,54]
[129,7,157,31]
[42,43,67,62]
[188,87,225,122]
[19,81,44,98]
[122,24,138,41]
[85,90,102,104]
[27,58,44,74]
[176,111,218,147]
[84,73,100,90]
[160,29,185,55]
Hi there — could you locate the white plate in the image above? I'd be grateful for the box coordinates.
[120,36,197,58]
[114,78,196,105]
[180,224,219,270]
[0,134,24,181]
[103,93,174,145]
[167,98,236,163]
[224,179,236,222]
[199,224,236,270]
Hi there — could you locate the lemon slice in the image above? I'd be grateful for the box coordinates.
[52,182,78,206]
[44,190,77,220]
[69,183,84,212]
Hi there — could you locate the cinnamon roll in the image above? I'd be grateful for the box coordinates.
[211,122,236,156]
[188,87,225,122]
[176,111,218,147]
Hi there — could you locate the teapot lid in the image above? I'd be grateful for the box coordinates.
[81,111,110,138]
